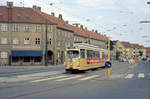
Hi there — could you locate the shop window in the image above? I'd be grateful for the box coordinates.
[12,56,19,62]
[34,57,42,62]
[24,57,30,62]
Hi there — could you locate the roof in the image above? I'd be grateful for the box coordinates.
[0,6,55,24]
[69,25,108,42]
[35,11,74,32]
[121,42,131,48]
[145,47,150,51]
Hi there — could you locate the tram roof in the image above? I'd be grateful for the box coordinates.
[66,43,107,52]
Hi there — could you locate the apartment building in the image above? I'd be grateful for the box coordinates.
[145,47,150,61]
[0,2,56,66]
[114,41,147,61]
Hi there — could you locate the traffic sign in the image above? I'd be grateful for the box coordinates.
[105,61,112,68]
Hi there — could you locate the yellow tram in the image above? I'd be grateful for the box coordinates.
[65,43,108,71]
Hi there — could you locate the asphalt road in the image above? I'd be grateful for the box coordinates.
[0,61,149,99]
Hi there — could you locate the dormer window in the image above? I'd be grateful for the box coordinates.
[26,16,30,20]
[17,14,21,19]
[0,13,3,18]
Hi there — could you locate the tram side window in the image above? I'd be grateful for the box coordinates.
[87,50,92,58]
[80,49,85,58]
[95,51,100,58]
[102,52,105,59]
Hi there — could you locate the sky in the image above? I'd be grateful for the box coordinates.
[0,0,150,47]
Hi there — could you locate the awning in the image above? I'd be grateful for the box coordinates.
[11,50,43,56]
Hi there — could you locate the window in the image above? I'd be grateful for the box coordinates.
[12,24,19,32]
[13,38,19,45]
[1,38,7,44]
[35,38,40,45]
[0,52,8,58]
[80,49,85,58]
[36,25,41,32]
[24,25,31,32]
[24,57,30,62]
[48,26,53,33]
[49,38,52,45]
[1,24,8,32]
[57,41,60,46]
[24,38,30,44]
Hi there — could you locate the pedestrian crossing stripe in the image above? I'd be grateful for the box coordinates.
[56,75,82,81]
[30,75,67,83]
[78,75,99,81]
[125,74,134,79]
[138,73,144,78]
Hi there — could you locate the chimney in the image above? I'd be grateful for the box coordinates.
[72,23,79,27]
[37,6,41,11]
[33,5,37,10]
[92,29,94,32]
[80,25,83,29]
[85,27,87,30]
[7,2,13,8]
[51,12,55,16]
[58,14,63,20]
[65,21,69,24]
[95,30,98,33]
[32,5,41,11]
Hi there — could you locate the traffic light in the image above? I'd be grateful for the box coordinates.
[106,40,114,51]
[110,40,114,50]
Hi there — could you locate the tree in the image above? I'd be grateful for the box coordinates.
[116,51,122,60]
[139,50,143,56]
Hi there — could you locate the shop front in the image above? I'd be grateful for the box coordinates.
[11,50,43,66]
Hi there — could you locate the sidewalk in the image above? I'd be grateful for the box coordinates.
[0,64,65,69]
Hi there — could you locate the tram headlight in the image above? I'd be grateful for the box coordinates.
[77,62,80,67]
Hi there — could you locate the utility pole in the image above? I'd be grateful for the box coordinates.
[45,19,48,66]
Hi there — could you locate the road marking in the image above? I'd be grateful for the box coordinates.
[78,75,99,81]
[148,73,150,76]
[138,73,144,78]
[30,76,67,83]
[16,71,62,78]
[125,74,134,79]
[56,75,82,82]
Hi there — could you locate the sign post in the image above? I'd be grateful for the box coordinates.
[106,37,112,80]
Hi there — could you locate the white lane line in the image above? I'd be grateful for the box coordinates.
[78,75,99,81]
[125,74,134,79]
[30,76,67,83]
[138,73,144,78]
[56,75,82,82]
[17,71,62,78]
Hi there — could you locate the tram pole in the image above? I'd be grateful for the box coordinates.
[107,37,111,80]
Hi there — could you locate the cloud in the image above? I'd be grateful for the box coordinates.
[97,15,104,19]
[76,0,114,8]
